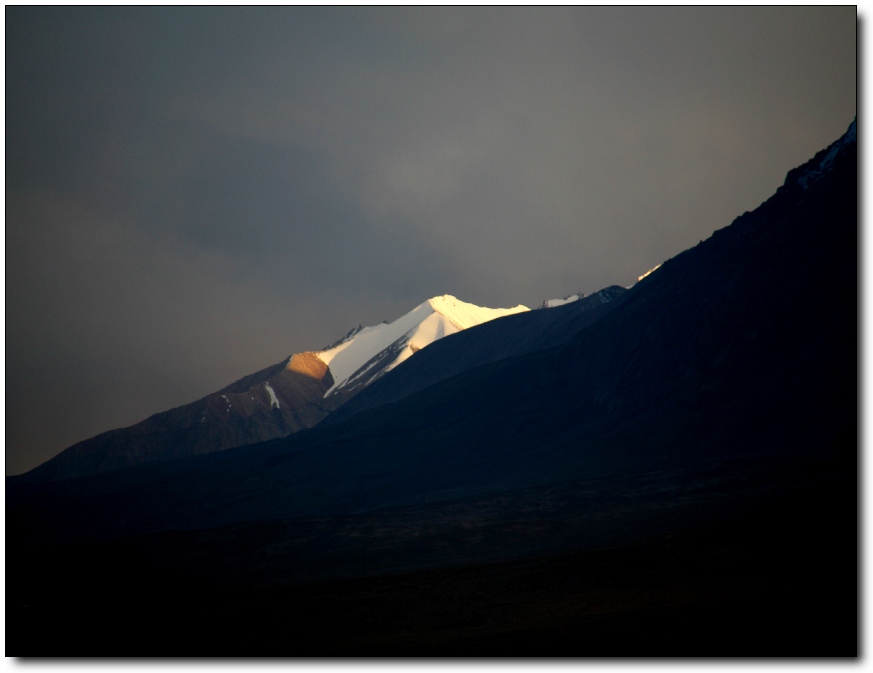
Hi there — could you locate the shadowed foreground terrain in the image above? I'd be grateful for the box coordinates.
[9,446,855,655]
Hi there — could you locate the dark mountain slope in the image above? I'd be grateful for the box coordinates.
[325,285,627,426]
[22,352,338,482]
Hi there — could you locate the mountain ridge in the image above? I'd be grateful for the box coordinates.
[19,294,531,481]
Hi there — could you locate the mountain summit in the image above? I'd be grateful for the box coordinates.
[316,295,529,397]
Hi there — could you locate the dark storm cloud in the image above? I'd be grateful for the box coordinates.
[6,7,856,473]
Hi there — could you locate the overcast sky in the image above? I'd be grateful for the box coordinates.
[6,7,856,474]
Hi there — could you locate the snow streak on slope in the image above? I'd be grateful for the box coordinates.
[315,295,529,396]
[264,383,280,409]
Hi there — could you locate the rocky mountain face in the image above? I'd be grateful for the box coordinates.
[24,351,338,482]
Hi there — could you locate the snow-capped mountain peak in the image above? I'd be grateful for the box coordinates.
[426,294,529,329]
[315,295,529,396]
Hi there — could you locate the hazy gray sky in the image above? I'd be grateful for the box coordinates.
[7,7,856,474]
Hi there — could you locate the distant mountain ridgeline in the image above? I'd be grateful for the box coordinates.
[27,288,626,481]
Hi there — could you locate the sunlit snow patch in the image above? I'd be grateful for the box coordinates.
[637,264,662,283]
